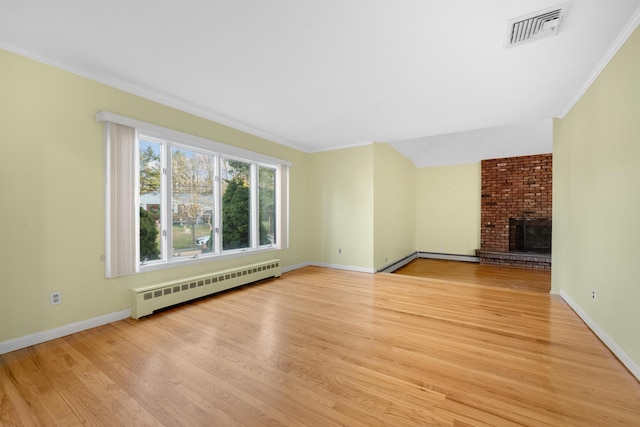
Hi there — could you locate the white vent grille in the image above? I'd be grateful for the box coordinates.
[506,3,569,47]
[130,259,281,319]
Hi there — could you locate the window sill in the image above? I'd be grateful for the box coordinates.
[137,246,281,275]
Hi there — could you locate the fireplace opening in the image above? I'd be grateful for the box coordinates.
[509,218,552,254]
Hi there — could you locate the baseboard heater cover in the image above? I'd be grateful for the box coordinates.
[130,259,281,319]
[378,252,419,273]
[419,252,480,263]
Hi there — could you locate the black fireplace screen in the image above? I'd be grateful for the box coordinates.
[509,218,552,254]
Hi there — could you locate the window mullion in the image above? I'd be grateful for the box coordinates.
[162,142,172,262]
[250,163,259,249]
[214,155,222,254]
[134,130,141,270]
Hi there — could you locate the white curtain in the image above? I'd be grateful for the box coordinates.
[105,122,137,277]
[277,164,289,249]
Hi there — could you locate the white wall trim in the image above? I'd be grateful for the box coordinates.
[310,263,376,274]
[559,8,640,118]
[283,262,377,274]
[560,291,640,382]
[308,140,374,154]
[418,252,480,263]
[281,262,312,274]
[0,309,131,355]
[0,42,309,153]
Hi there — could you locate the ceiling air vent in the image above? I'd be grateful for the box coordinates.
[505,3,569,48]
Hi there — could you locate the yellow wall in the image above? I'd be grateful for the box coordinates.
[0,48,311,343]
[416,163,481,255]
[309,145,375,270]
[553,27,640,366]
[373,143,416,270]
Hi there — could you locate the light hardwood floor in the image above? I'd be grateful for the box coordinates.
[393,259,551,293]
[1,266,639,426]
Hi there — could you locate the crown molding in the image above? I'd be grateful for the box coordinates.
[0,43,311,153]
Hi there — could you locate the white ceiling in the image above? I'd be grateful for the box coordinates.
[394,118,553,168]
[1,1,639,165]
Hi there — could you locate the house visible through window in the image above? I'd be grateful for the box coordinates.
[98,111,289,277]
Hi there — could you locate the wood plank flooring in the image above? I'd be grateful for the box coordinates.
[394,258,551,293]
[1,266,639,426]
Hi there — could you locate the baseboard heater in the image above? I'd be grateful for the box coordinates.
[130,259,281,319]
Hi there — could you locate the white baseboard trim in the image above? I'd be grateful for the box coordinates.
[281,262,311,274]
[419,252,480,263]
[0,309,131,355]
[310,262,375,274]
[283,262,376,274]
[560,291,640,382]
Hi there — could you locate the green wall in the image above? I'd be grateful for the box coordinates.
[553,26,640,368]
[307,143,418,272]
[416,163,481,256]
[309,145,375,270]
[373,143,416,270]
[0,47,422,346]
[0,48,311,343]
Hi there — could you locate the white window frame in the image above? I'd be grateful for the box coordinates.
[98,111,290,277]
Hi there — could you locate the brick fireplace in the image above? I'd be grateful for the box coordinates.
[476,154,552,269]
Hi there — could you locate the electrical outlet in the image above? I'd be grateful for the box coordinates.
[50,292,62,306]
[591,288,596,301]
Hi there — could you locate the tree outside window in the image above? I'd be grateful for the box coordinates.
[221,159,251,250]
